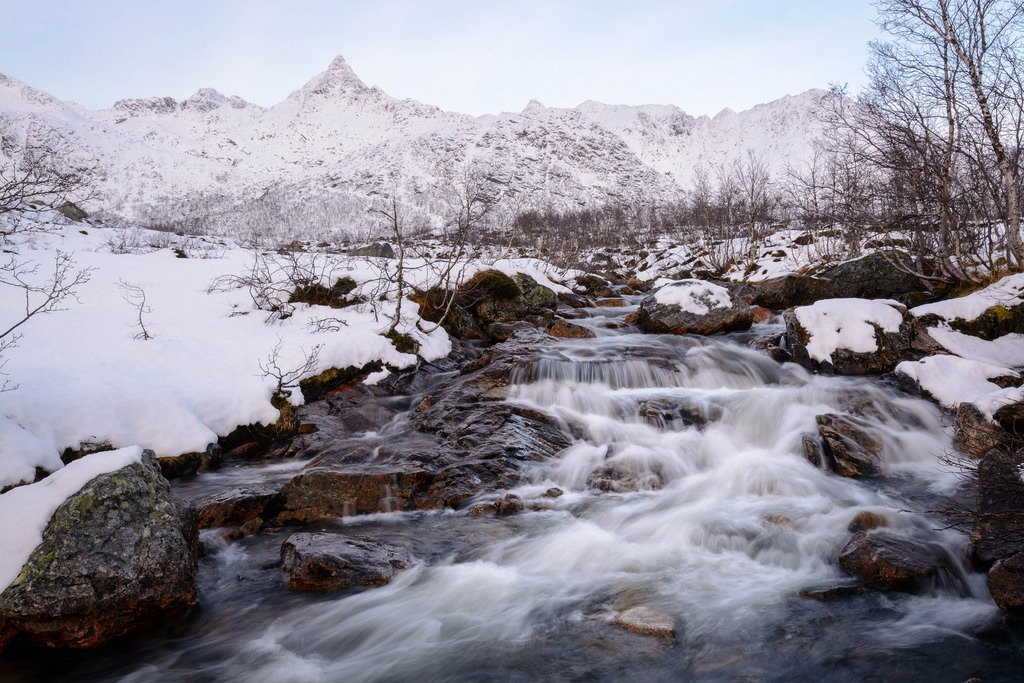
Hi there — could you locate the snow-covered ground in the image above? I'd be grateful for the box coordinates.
[0,214,576,488]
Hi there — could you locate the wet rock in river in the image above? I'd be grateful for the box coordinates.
[548,319,596,339]
[611,606,676,639]
[275,467,435,523]
[847,510,888,533]
[838,531,948,592]
[799,584,866,601]
[812,414,883,478]
[281,533,411,591]
[192,482,284,529]
[0,451,198,651]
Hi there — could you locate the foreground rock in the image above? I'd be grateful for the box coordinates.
[785,298,911,375]
[281,533,411,591]
[0,451,197,650]
[910,272,1024,340]
[838,531,949,592]
[635,279,752,336]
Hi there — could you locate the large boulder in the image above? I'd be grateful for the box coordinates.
[349,242,395,258]
[819,251,930,303]
[635,279,753,336]
[838,531,950,592]
[281,533,411,591]
[784,298,910,375]
[0,450,197,651]
[740,274,837,310]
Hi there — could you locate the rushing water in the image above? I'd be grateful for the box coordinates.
[6,309,1024,682]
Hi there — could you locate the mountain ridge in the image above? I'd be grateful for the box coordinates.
[0,55,827,230]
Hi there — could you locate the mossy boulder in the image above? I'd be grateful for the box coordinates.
[0,451,198,651]
[948,304,1024,341]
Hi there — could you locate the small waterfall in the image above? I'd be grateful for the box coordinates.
[78,327,1012,682]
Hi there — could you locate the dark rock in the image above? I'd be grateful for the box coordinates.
[971,448,1024,565]
[812,414,883,478]
[638,399,719,429]
[989,551,1024,610]
[954,403,1009,459]
[543,487,564,498]
[55,202,87,222]
[994,399,1024,436]
[281,533,410,591]
[548,319,596,339]
[743,275,837,310]
[0,451,197,651]
[349,242,395,259]
[192,482,284,529]
[557,291,592,309]
[493,493,525,516]
[799,585,866,601]
[595,298,628,308]
[574,274,614,298]
[847,511,888,533]
[635,281,753,336]
[488,320,536,343]
[275,467,435,523]
[819,251,929,303]
[158,443,222,479]
[838,531,948,592]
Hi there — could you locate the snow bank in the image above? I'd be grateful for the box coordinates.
[895,355,1020,410]
[973,386,1024,420]
[911,273,1024,322]
[0,446,143,591]
[793,298,904,363]
[928,325,1024,369]
[653,279,732,314]
[0,225,453,487]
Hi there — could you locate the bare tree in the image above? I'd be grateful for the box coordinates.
[117,280,154,340]
[258,337,322,408]
[0,137,99,239]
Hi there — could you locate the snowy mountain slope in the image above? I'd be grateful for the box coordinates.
[0,55,826,227]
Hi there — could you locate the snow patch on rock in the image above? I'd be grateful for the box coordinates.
[653,279,732,315]
[895,355,1020,410]
[793,299,904,363]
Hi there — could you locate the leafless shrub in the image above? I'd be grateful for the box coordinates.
[258,337,322,408]
[117,279,154,340]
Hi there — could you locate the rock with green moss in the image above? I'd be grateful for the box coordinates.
[0,450,198,651]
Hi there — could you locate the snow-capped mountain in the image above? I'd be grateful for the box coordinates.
[0,55,826,229]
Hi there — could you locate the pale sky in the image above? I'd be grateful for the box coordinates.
[0,0,880,116]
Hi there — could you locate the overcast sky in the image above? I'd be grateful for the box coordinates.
[0,0,880,116]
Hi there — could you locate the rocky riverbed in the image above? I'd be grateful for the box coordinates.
[2,268,1024,682]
